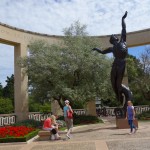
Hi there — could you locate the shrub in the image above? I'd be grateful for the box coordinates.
[12,119,42,128]
[0,98,13,114]
[70,100,85,109]
[29,103,42,112]
[137,110,150,120]
[56,120,66,127]
[29,102,51,113]
[39,103,51,113]
[57,114,103,125]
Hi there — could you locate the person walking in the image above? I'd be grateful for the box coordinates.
[63,100,73,139]
[125,101,138,134]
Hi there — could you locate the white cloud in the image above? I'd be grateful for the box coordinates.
[0,0,150,35]
[0,0,150,85]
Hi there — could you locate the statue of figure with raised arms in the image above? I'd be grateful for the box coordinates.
[92,11,132,118]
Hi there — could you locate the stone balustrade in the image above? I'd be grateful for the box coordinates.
[0,106,149,126]
[96,105,150,117]
[0,109,86,127]
[0,113,16,127]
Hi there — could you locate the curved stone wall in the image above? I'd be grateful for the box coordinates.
[0,22,150,121]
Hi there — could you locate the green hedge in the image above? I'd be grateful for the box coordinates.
[137,110,150,120]
[29,101,51,114]
[12,119,42,128]
[57,114,103,125]
[0,129,40,143]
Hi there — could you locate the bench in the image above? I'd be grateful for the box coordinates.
[38,130,52,141]
[38,130,65,141]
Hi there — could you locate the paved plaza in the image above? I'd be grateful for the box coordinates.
[0,117,150,150]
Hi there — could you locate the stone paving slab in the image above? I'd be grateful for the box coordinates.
[107,139,150,150]
[0,145,23,150]
[31,142,96,150]
[0,119,149,150]
[34,140,108,150]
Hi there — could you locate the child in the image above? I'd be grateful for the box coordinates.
[126,101,138,134]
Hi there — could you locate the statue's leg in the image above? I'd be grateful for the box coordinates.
[111,67,119,100]
[122,85,133,117]
[116,65,125,104]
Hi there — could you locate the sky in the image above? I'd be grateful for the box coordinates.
[0,0,150,86]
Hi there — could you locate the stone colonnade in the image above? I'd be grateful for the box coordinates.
[0,22,150,120]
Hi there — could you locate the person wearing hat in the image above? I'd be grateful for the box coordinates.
[63,100,73,139]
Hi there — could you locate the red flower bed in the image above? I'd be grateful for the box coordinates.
[0,126,35,138]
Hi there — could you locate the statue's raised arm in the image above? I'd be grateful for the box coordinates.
[121,11,128,42]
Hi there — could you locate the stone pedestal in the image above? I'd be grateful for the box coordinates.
[86,101,97,116]
[51,100,63,116]
[116,118,138,129]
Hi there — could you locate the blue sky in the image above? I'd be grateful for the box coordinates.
[0,0,150,86]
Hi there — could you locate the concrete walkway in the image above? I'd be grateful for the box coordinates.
[0,117,150,150]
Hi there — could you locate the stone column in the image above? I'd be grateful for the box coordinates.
[86,101,97,116]
[14,43,28,122]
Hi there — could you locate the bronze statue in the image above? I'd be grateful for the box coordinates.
[93,11,132,118]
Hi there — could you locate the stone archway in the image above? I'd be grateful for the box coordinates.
[0,22,150,121]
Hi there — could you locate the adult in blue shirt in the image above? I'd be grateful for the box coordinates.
[63,100,73,139]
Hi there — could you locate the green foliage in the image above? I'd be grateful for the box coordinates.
[19,21,113,108]
[70,100,85,109]
[56,120,66,127]
[57,115,103,125]
[0,75,14,110]
[13,119,42,128]
[0,98,13,114]
[137,110,150,120]
[127,51,150,104]
[102,98,120,107]
[39,103,51,113]
[0,129,39,143]
[29,96,51,113]
[29,102,51,113]
[29,102,43,112]
[3,74,14,101]
[0,83,3,97]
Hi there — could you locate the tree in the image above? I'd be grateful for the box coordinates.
[138,47,150,100]
[0,98,13,114]
[0,83,3,97]
[19,21,113,109]
[3,74,14,101]
[127,47,150,104]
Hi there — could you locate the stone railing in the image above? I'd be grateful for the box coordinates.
[96,107,116,116]
[0,113,16,127]
[134,105,150,114]
[96,105,150,117]
[28,112,52,121]
[0,109,86,127]
[1,106,149,126]
[73,109,86,115]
